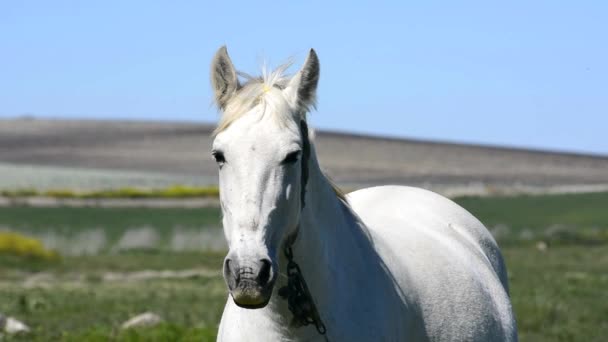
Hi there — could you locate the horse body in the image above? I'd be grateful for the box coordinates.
[348,186,517,341]
[210,46,517,341]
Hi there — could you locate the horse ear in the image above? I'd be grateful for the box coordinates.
[285,49,320,113]
[211,46,239,110]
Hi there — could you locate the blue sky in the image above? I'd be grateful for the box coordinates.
[1,1,607,155]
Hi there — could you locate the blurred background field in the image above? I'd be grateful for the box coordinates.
[1,119,607,341]
[2,119,608,196]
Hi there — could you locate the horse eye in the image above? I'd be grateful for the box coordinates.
[282,151,301,165]
[212,151,226,166]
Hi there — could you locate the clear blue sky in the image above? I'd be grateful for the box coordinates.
[1,1,607,155]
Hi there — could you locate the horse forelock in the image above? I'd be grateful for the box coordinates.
[213,62,299,136]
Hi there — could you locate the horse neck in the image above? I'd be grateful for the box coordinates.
[286,145,381,322]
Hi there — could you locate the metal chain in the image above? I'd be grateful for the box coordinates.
[278,245,328,338]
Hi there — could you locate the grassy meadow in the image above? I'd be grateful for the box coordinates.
[0,192,607,341]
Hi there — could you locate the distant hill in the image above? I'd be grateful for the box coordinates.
[1,118,607,195]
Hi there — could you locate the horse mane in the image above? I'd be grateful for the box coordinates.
[327,176,347,202]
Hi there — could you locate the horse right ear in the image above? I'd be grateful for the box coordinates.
[211,46,239,110]
[284,49,320,114]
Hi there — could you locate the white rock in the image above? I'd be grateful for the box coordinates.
[536,241,548,252]
[121,312,163,329]
[1,315,31,334]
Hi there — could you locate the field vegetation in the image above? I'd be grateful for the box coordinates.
[1,185,219,199]
[0,192,606,341]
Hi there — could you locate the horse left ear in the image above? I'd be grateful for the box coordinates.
[211,46,239,111]
[285,49,320,113]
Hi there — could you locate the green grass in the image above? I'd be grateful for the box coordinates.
[0,206,220,231]
[505,245,608,342]
[454,192,608,245]
[1,250,225,341]
[3,191,606,246]
[52,325,218,342]
[0,277,224,341]
[0,250,225,276]
[454,192,608,231]
[3,191,606,248]
[1,192,607,340]
[1,246,606,341]
[0,206,222,254]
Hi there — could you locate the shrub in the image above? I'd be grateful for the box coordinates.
[44,189,77,198]
[157,185,219,198]
[0,188,39,197]
[0,232,60,260]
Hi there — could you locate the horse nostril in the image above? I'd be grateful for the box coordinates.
[224,258,233,278]
[224,258,232,274]
[257,259,272,286]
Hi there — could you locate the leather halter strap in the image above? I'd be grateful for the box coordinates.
[279,119,329,339]
[283,119,310,248]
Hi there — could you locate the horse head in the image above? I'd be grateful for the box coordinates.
[210,46,319,308]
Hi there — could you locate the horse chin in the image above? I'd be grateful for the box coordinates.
[231,285,273,309]
[233,296,271,309]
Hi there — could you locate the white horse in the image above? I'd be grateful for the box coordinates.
[210,46,517,342]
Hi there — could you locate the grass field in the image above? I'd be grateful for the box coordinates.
[0,207,224,255]
[457,191,608,245]
[1,192,607,341]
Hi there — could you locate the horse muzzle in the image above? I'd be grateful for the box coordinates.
[223,256,277,309]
